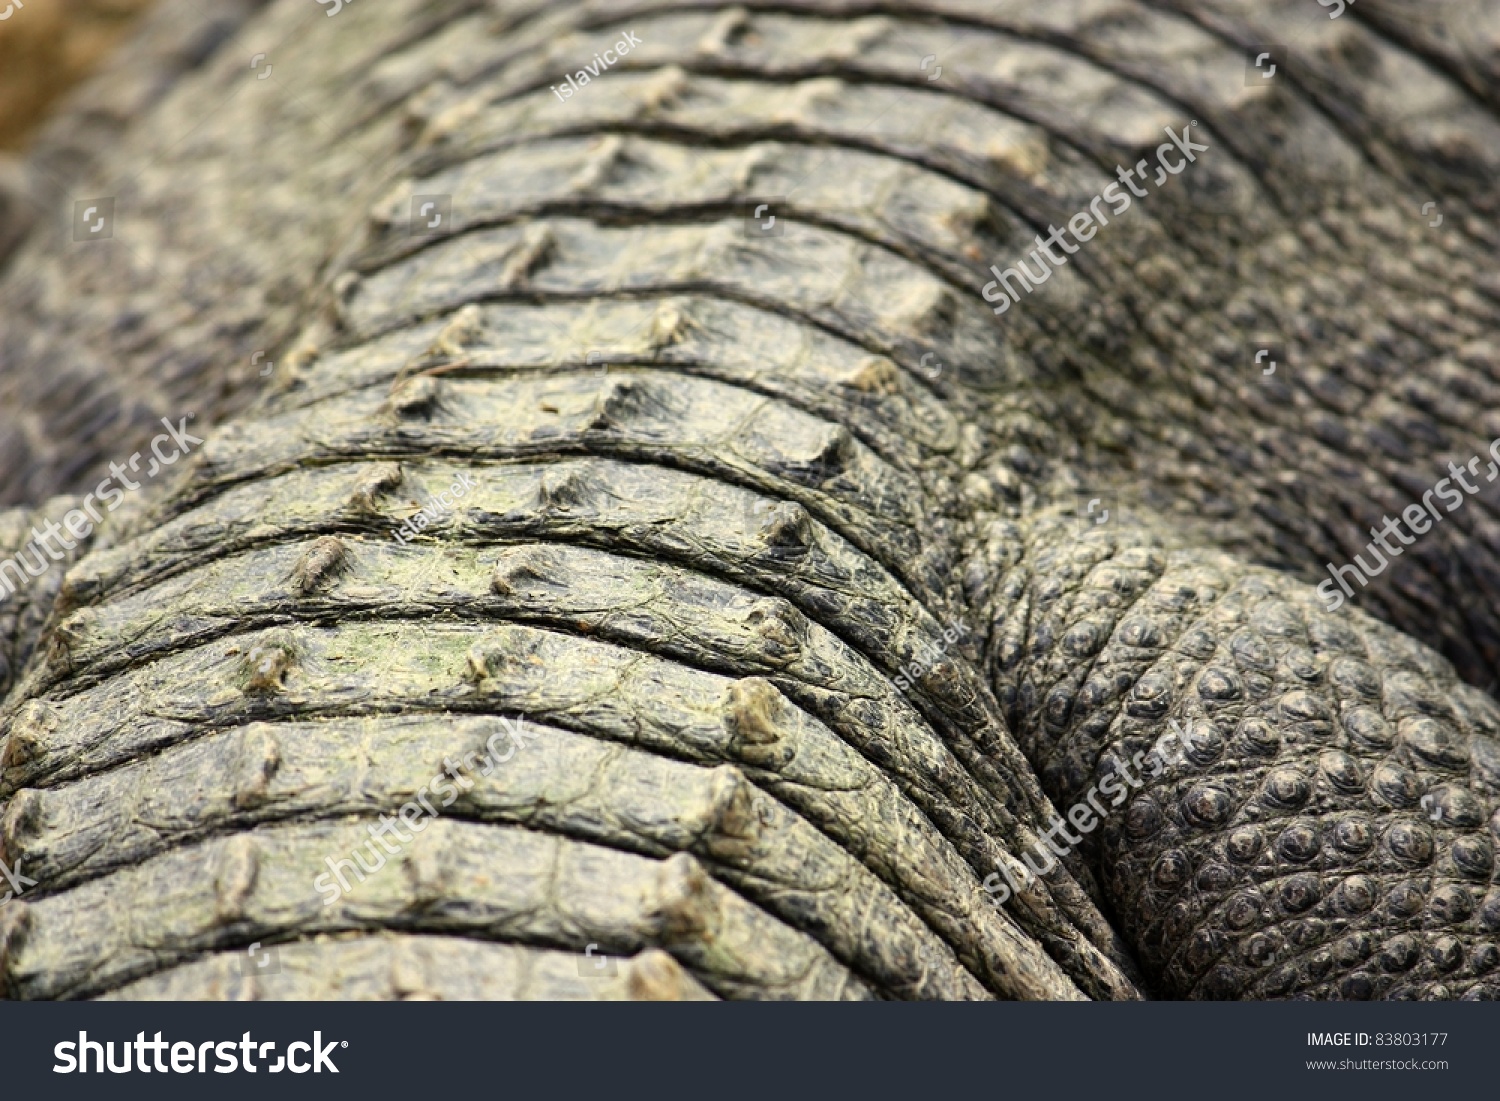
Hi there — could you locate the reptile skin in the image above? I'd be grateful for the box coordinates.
[0,0,1498,1000]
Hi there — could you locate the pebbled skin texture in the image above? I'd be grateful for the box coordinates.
[990,517,1500,999]
[0,0,1498,1000]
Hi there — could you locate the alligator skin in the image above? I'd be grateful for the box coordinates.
[0,0,1498,1000]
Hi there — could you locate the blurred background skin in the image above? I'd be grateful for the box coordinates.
[0,0,154,151]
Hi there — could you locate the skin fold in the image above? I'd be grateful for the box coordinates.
[0,0,1498,1000]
